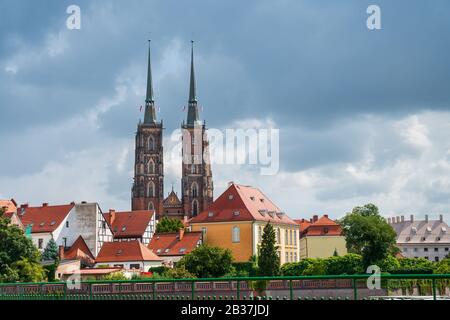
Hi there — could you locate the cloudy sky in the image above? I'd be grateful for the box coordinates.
[1,0,450,220]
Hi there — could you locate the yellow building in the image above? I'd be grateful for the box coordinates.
[296,215,347,259]
[190,183,300,264]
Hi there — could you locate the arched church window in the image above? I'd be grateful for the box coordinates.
[192,200,199,216]
[148,136,155,151]
[148,159,155,174]
[147,181,155,197]
[191,183,198,198]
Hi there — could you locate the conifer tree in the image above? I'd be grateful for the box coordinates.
[257,223,280,276]
[42,238,59,262]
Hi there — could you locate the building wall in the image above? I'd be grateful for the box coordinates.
[31,232,53,251]
[192,221,300,264]
[191,221,254,262]
[300,236,347,259]
[253,222,300,265]
[398,244,450,262]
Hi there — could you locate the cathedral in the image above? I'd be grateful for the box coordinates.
[131,41,214,220]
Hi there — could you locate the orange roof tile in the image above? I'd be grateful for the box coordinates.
[0,199,17,214]
[300,215,343,237]
[148,231,202,256]
[96,241,162,263]
[190,183,297,225]
[64,236,95,261]
[19,203,74,233]
[104,210,154,238]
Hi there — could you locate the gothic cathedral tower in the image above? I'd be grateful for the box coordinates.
[181,42,214,217]
[132,41,164,215]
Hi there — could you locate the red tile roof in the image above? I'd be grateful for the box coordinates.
[300,215,343,237]
[294,219,312,232]
[104,210,154,238]
[96,241,162,263]
[19,203,74,233]
[148,231,202,256]
[190,183,297,225]
[63,268,123,276]
[0,199,17,214]
[63,235,95,261]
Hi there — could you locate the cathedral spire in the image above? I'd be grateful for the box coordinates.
[187,40,200,126]
[144,40,156,124]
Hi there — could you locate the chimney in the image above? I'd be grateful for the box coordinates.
[70,201,75,205]
[20,204,29,209]
[313,215,319,223]
[179,228,185,240]
[228,181,234,187]
[324,214,329,218]
[425,215,429,223]
[58,245,65,260]
[109,209,116,224]
[396,216,400,223]
[401,216,404,222]
[439,214,443,223]
[42,203,48,207]
[410,215,414,223]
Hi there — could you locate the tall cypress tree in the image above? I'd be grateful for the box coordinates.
[258,223,280,276]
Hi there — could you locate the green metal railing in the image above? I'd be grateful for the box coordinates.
[0,274,449,300]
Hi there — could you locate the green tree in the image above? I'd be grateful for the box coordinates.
[103,271,128,280]
[178,245,234,278]
[0,208,45,282]
[163,266,196,279]
[339,203,397,268]
[257,223,280,276]
[42,238,59,261]
[324,253,364,275]
[281,258,316,276]
[434,258,450,274]
[155,217,184,233]
[302,259,327,276]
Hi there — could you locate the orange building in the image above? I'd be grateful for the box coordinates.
[190,183,300,263]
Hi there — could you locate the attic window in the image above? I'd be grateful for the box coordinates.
[50,221,56,226]
[39,222,45,227]
[250,197,255,201]
[436,237,441,241]
[260,199,264,203]
[164,249,170,253]
[421,237,426,241]
[259,210,267,216]
[179,248,186,253]
[122,226,127,232]
[208,212,214,217]
[116,249,123,255]
[426,226,432,233]
[156,249,162,253]
[411,227,417,234]
[442,227,447,233]
[406,236,411,241]
[114,227,118,232]
[228,195,234,200]
[233,211,240,216]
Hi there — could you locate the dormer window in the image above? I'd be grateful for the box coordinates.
[260,199,265,203]
[122,226,127,232]
[164,249,170,253]
[39,222,45,227]
[208,212,214,217]
[228,195,234,200]
[233,211,240,216]
[442,227,447,233]
[156,249,162,254]
[421,237,426,241]
[50,221,56,226]
[179,248,186,253]
[250,197,255,201]
[411,227,417,234]
[426,226,432,233]
[116,249,123,255]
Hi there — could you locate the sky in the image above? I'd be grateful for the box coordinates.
[1,0,450,220]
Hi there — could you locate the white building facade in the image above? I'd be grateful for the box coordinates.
[389,214,450,262]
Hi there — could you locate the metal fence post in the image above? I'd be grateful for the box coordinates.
[432,278,437,301]
[289,279,293,300]
[237,280,240,300]
[352,278,358,300]
[191,280,195,300]
[152,282,156,300]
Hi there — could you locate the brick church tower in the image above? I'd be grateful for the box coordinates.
[132,41,164,215]
[181,42,214,217]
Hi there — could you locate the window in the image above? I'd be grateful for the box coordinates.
[403,248,408,252]
[156,249,162,254]
[148,136,155,151]
[191,183,198,198]
[285,230,289,245]
[164,249,170,253]
[208,212,214,217]
[290,230,293,245]
[424,248,429,252]
[148,202,155,211]
[435,257,439,262]
[294,252,297,262]
[38,239,44,249]
[276,228,281,244]
[148,159,155,174]
[130,264,140,270]
[62,237,67,248]
[434,248,438,252]
[424,257,429,260]
[233,211,240,216]
[294,230,297,246]
[258,226,263,243]
[232,226,240,243]
[323,227,329,234]
[445,248,449,252]
[413,248,418,252]
[102,221,106,229]
[285,253,289,262]
[201,227,207,236]
[192,200,199,216]
[147,181,155,197]
[66,221,69,228]
[179,248,186,253]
